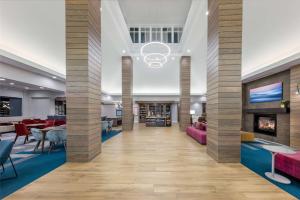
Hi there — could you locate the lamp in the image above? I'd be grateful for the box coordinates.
[190,110,195,115]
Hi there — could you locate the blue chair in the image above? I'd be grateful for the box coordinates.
[0,140,17,179]
[46,129,62,153]
[57,129,67,150]
[31,128,43,152]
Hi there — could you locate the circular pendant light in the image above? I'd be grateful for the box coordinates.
[140,42,171,68]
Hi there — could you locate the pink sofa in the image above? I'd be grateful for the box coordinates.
[275,151,300,180]
[186,122,207,145]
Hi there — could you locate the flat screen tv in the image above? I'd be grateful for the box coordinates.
[0,96,22,117]
[249,82,283,103]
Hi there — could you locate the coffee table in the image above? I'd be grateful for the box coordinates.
[262,145,296,184]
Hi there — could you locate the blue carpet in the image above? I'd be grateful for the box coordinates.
[241,142,300,199]
[102,129,122,142]
[0,130,122,199]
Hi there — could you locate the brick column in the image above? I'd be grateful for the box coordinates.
[179,56,191,131]
[65,0,102,162]
[206,0,243,163]
[290,65,300,148]
[122,56,133,131]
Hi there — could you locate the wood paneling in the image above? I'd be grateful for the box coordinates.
[65,0,102,162]
[290,65,300,148]
[179,56,191,131]
[122,56,133,131]
[6,124,295,200]
[207,0,242,163]
[242,71,290,145]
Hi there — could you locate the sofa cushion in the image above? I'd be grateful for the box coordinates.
[275,151,300,180]
[186,126,206,145]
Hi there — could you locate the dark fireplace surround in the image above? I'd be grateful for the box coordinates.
[254,114,277,137]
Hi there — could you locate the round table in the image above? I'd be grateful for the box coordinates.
[262,145,296,184]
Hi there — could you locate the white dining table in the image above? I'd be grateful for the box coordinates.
[262,145,296,184]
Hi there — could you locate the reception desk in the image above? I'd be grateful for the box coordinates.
[145,117,171,127]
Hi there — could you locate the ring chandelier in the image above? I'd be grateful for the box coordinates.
[140,42,171,68]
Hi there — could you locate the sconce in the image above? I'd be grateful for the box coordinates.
[296,83,300,95]
[280,100,290,109]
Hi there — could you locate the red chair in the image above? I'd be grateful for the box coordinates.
[54,120,65,126]
[44,120,55,128]
[22,119,35,125]
[14,124,31,144]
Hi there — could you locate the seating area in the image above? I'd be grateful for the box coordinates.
[186,121,207,145]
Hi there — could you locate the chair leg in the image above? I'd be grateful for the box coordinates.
[14,135,18,143]
[34,140,41,152]
[48,142,53,154]
[9,156,18,178]
[24,135,28,144]
[63,141,67,150]
[1,163,4,175]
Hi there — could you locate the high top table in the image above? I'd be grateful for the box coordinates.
[262,145,296,184]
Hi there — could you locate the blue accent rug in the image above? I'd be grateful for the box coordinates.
[241,142,300,199]
[0,130,122,199]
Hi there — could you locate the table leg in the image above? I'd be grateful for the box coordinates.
[265,152,291,184]
[41,132,46,153]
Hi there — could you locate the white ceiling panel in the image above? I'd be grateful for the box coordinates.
[118,0,192,25]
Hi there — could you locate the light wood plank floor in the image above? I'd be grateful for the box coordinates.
[6,124,295,200]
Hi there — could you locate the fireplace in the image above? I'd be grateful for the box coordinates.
[254,114,277,136]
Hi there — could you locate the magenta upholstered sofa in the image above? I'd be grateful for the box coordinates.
[275,151,300,180]
[186,122,207,145]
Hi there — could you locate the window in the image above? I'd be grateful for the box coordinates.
[140,27,150,43]
[162,27,172,43]
[173,27,183,43]
[151,27,161,42]
[130,27,139,43]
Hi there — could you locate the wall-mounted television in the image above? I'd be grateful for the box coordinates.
[249,82,283,103]
[0,96,22,117]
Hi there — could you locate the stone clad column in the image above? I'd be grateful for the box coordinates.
[65,0,102,162]
[122,56,133,131]
[207,0,243,163]
[179,56,191,131]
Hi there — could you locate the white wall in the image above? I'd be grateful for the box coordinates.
[101,104,116,118]
[0,86,63,122]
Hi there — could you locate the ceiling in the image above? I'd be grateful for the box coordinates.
[118,0,192,26]
[242,0,300,77]
[1,0,300,95]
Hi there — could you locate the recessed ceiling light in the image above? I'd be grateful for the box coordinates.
[25,87,29,90]
[136,57,140,61]
[52,76,57,79]
[40,87,44,89]
[0,78,5,81]
[187,49,191,53]
[122,50,126,54]
[206,11,209,16]
[171,57,175,60]
[9,82,15,85]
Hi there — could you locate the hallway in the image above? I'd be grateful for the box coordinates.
[6,125,294,200]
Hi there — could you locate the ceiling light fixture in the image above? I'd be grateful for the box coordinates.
[136,57,140,61]
[40,87,44,89]
[187,49,191,53]
[171,57,175,60]
[0,78,5,81]
[140,42,171,68]
[25,87,29,90]
[206,11,209,16]
[9,82,15,85]
[122,50,126,54]
[52,76,57,79]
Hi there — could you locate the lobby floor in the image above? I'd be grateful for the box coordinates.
[6,124,295,200]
